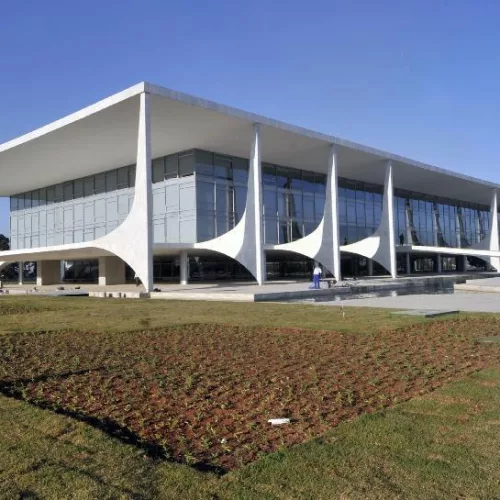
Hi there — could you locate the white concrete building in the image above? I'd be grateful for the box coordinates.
[0,82,499,291]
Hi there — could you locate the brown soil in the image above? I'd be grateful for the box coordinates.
[1,317,499,471]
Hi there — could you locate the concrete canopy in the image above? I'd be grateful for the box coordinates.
[0,81,497,206]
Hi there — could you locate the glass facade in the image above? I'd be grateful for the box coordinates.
[194,150,248,242]
[10,150,199,249]
[9,165,136,250]
[338,179,383,245]
[262,165,325,244]
[393,190,490,248]
[8,146,496,280]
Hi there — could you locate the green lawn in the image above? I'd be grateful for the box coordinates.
[1,296,500,499]
[0,295,429,334]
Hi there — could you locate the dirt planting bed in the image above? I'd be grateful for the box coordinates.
[1,318,500,471]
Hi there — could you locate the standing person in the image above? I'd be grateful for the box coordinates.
[134,272,140,287]
[399,233,405,246]
[312,264,322,289]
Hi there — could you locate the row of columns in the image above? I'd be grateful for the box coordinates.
[132,96,397,287]
[402,254,469,275]
[15,256,128,286]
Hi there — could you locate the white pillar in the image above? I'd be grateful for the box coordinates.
[405,252,411,275]
[180,251,188,285]
[367,258,373,276]
[489,190,500,271]
[18,261,23,285]
[385,161,397,278]
[436,254,442,274]
[251,123,265,284]
[137,92,153,291]
[328,145,341,281]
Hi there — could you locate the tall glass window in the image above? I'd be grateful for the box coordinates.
[195,150,248,242]
[393,189,489,249]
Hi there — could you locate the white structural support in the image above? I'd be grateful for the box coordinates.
[180,251,188,285]
[18,261,23,285]
[90,92,154,291]
[270,144,341,280]
[469,189,500,270]
[342,160,397,277]
[385,161,397,277]
[251,124,266,284]
[192,122,266,284]
[490,191,500,270]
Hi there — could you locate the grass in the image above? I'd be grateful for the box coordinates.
[0,295,429,334]
[1,296,500,498]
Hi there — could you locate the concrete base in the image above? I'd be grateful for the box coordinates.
[98,256,126,286]
[36,260,60,286]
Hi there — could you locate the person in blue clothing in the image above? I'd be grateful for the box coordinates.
[312,264,322,289]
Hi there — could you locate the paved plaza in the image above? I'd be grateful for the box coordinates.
[2,274,500,313]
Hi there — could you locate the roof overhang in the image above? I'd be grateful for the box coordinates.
[0,82,497,205]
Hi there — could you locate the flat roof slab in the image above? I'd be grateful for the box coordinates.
[0,82,498,205]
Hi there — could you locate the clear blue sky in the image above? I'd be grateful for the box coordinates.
[1,0,500,237]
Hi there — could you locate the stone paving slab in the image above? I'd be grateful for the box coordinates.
[391,309,459,318]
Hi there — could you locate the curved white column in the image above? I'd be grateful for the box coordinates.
[90,92,154,291]
[193,123,266,284]
[490,190,500,270]
[270,144,341,280]
[342,160,397,277]
[469,189,499,270]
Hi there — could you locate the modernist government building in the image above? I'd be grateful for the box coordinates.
[0,82,499,291]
